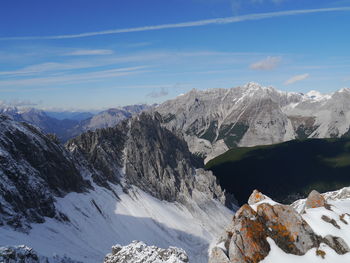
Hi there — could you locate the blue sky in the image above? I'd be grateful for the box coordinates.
[0,0,350,110]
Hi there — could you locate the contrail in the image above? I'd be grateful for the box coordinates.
[1,7,350,40]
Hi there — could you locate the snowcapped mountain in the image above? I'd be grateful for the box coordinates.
[210,188,350,263]
[154,83,350,162]
[0,113,233,262]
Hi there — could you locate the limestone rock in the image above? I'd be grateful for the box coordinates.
[103,241,189,263]
[248,190,270,205]
[305,190,326,209]
[209,189,350,263]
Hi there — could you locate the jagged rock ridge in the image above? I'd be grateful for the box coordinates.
[0,115,91,228]
[67,112,233,206]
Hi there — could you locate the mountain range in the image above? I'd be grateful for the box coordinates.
[155,83,350,162]
[1,82,350,262]
[0,104,152,142]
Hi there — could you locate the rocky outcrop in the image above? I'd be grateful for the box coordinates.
[0,115,91,228]
[209,190,350,263]
[305,190,326,209]
[68,112,233,207]
[104,241,189,263]
[247,189,270,205]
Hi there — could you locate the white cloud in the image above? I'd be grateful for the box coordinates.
[250,56,281,70]
[64,49,114,56]
[284,73,310,85]
[1,7,350,40]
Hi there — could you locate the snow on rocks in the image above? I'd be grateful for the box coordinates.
[248,189,271,205]
[305,190,327,209]
[0,245,80,263]
[103,241,189,263]
[210,189,350,263]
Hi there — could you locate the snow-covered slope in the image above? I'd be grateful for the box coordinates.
[154,83,350,162]
[0,183,232,263]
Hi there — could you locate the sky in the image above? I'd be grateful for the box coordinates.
[0,0,350,110]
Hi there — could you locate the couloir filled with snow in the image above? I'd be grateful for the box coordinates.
[0,182,233,263]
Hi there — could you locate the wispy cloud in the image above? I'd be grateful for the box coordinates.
[250,56,281,70]
[0,66,149,88]
[63,49,114,56]
[0,62,93,77]
[147,87,169,98]
[284,73,309,85]
[1,7,350,40]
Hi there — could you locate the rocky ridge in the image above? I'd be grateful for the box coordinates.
[0,114,91,229]
[154,83,350,161]
[67,112,233,207]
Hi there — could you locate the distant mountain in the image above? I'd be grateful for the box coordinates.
[205,138,350,204]
[78,104,154,131]
[155,83,350,162]
[0,104,154,142]
[45,111,94,121]
[0,106,79,142]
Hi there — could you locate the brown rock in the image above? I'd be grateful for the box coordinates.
[257,203,318,255]
[208,247,230,263]
[228,205,270,263]
[305,190,326,209]
[248,189,269,205]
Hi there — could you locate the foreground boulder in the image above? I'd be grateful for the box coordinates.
[209,190,350,263]
[305,190,326,209]
[104,241,189,263]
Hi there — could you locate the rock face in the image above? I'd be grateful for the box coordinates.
[209,190,350,263]
[305,190,326,209]
[155,83,350,161]
[104,241,189,263]
[247,189,270,205]
[0,115,91,228]
[68,112,233,207]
